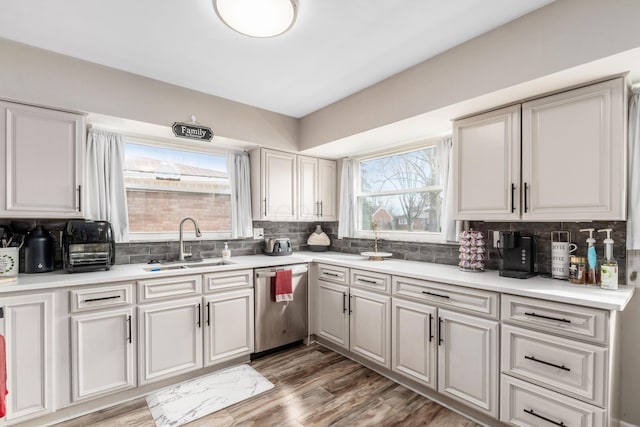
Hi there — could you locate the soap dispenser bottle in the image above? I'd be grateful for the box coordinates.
[597,229,618,290]
[579,228,598,285]
[222,242,231,261]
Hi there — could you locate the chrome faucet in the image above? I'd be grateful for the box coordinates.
[179,217,202,261]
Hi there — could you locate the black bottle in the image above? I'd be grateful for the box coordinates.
[24,225,55,273]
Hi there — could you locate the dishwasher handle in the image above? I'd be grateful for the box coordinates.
[256,268,308,278]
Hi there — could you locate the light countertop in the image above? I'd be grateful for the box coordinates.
[0,251,634,311]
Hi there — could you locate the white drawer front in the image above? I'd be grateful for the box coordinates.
[351,269,391,294]
[392,275,498,319]
[501,375,606,427]
[317,263,349,285]
[502,294,608,344]
[203,269,253,293]
[138,275,202,303]
[501,325,607,406]
[70,283,134,313]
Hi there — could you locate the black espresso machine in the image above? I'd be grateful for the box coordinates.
[498,231,536,279]
[62,220,115,272]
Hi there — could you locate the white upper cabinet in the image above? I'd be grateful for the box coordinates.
[251,148,297,221]
[453,77,627,221]
[453,105,521,220]
[298,156,337,221]
[251,148,337,222]
[522,78,626,220]
[0,101,85,218]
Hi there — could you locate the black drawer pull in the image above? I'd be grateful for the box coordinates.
[325,272,340,277]
[422,291,450,299]
[524,312,571,323]
[524,182,529,213]
[428,313,434,342]
[349,294,353,314]
[524,355,570,371]
[359,278,378,284]
[438,317,443,346]
[83,295,121,303]
[511,183,516,213]
[524,409,566,426]
[206,302,211,326]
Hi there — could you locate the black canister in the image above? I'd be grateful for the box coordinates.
[24,225,55,273]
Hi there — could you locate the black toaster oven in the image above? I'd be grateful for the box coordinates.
[62,220,115,273]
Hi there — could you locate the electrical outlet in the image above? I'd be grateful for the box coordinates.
[253,228,264,240]
[493,231,501,248]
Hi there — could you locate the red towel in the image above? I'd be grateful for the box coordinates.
[271,270,293,302]
[0,335,8,418]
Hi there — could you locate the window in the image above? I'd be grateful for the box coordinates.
[357,145,442,240]
[123,140,231,240]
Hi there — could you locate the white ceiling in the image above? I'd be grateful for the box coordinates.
[0,0,555,118]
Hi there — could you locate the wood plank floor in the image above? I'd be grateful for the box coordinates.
[54,344,481,427]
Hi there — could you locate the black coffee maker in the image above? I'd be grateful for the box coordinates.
[499,231,536,279]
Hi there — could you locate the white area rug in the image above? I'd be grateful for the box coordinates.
[146,364,274,427]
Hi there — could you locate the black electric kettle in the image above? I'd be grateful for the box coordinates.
[24,225,55,273]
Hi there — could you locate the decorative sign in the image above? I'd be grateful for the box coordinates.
[172,122,213,142]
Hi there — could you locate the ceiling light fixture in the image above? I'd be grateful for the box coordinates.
[214,0,297,38]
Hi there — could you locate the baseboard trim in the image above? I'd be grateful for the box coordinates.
[620,421,640,427]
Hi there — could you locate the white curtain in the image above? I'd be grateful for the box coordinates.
[628,88,640,249]
[85,129,129,242]
[228,151,253,239]
[437,136,458,242]
[338,159,358,239]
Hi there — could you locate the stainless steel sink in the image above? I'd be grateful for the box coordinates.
[143,260,234,272]
[184,261,233,268]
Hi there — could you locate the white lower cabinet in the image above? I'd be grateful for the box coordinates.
[70,307,136,402]
[501,375,606,427]
[0,292,54,424]
[349,287,391,368]
[316,279,350,348]
[437,308,499,418]
[315,265,391,369]
[203,288,254,365]
[391,298,437,389]
[138,296,203,385]
[500,296,616,427]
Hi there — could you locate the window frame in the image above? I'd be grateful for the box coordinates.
[354,141,444,243]
[123,135,233,242]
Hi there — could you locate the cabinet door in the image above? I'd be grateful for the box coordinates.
[522,78,626,220]
[438,309,498,418]
[391,298,437,389]
[0,293,53,422]
[316,280,349,349]
[0,101,84,218]
[138,296,203,385]
[298,155,319,221]
[453,104,521,220]
[203,289,254,366]
[349,288,391,369]
[70,307,136,402]
[318,159,337,221]
[262,149,297,221]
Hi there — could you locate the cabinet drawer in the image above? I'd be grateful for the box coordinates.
[501,325,607,406]
[203,269,253,293]
[501,375,606,427]
[317,263,349,285]
[392,275,498,319]
[351,269,391,294]
[70,283,134,313]
[138,275,202,303]
[502,294,608,344]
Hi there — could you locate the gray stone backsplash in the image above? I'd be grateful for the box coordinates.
[2,218,627,284]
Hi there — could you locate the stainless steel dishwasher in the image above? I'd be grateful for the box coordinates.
[254,263,308,354]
